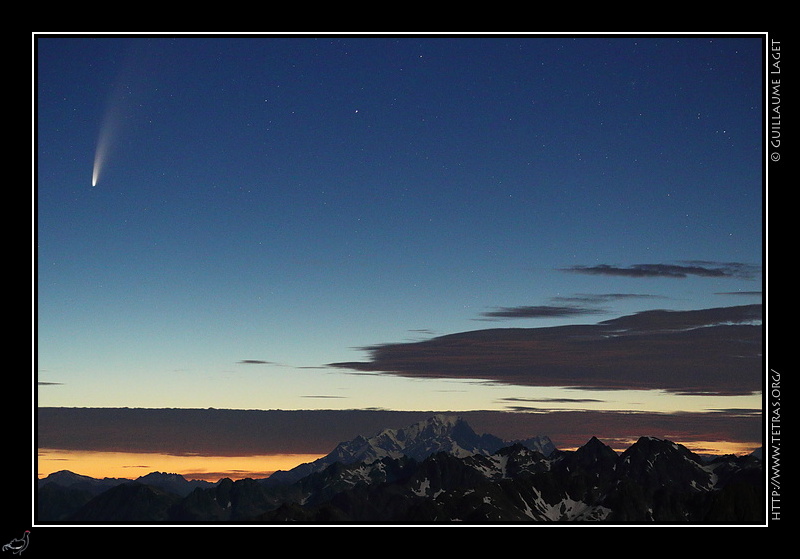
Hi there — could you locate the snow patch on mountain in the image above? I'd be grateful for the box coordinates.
[269,414,552,485]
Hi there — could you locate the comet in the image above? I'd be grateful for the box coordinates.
[91,44,141,188]
[91,101,119,188]
[91,42,154,187]
[91,151,100,187]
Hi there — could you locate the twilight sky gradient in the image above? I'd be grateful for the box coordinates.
[35,33,765,462]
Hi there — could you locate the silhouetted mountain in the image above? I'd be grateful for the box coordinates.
[36,482,96,522]
[36,471,132,521]
[36,416,764,524]
[68,482,182,522]
[37,470,127,494]
[36,470,215,521]
[134,471,216,497]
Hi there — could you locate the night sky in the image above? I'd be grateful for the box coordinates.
[35,34,764,462]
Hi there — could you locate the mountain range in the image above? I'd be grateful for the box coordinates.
[36,415,763,524]
[265,414,555,485]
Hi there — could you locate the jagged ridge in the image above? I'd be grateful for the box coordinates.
[266,414,553,486]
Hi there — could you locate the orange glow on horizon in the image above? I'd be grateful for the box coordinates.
[559,438,760,457]
[680,440,762,457]
[38,438,760,484]
[37,449,326,483]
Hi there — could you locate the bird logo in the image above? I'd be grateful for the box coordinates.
[2,531,29,555]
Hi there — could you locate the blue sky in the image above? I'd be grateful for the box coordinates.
[36,34,763,433]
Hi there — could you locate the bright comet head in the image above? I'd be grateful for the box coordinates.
[92,131,107,187]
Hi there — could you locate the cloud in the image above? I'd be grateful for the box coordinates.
[500,396,604,406]
[329,304,762,396]
[477,294,665,321]
[37,407,762,457]
[479,305,606,320]
[597,303,762,331]
[705,408,761,416]
[238,360,274,365]
[551,293,666,304]
[561,261,759,279]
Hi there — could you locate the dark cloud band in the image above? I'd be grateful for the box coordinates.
[330,305,762,396]
[37,407,762,457]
